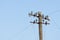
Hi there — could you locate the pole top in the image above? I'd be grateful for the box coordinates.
[38,11,42,14]
[37,11,42,17]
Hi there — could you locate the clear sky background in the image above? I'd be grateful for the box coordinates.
[0,0,60,40]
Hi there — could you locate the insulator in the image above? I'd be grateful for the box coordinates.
[42,20,44,22]
[30,21,33,23]
[42,14,44,19]
[33,14,36,17]
[45,21,48,25]
[47,19,50,21]
[35,12,38,16]
[31,11,33,14]
[45,15,48,18]
[44,21,50,25]
[29,13,31,17]
[45,15,50,21]
[30,21,35,24]
[35,19,37,22]
[29,11,33,16]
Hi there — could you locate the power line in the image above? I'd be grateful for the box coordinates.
[8,9,60,40]
[8,26,32,40]
[48,9,60,15]
[50,16,60,30]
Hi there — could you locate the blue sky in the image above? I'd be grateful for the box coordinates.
[0,0,60,40]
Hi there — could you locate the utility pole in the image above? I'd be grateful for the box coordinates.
[29,11,50,40]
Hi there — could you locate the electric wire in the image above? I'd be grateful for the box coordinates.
[31,25,37,40]
[20,25,34,40]
[46,9,60,31]
[8,9,60,40]
[8,25,32,40]
[43,15,60,40]
[43,9,60,40]
[49,9,60,30]
[47,9,60,15]
[50,16,60,31]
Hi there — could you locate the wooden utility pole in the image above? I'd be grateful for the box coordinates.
[38,13,43,40]
[29,11,50,40]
